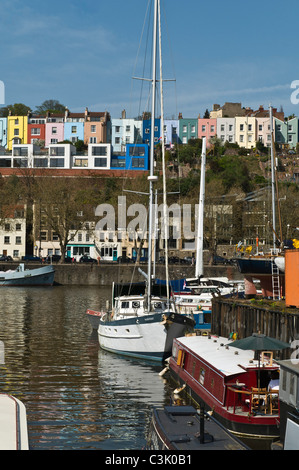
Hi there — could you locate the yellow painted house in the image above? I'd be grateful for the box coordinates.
[7,115,28,150]
[235,116,256,149]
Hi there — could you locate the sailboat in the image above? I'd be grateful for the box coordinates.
[96,0,195,362]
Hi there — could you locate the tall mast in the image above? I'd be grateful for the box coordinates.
[195,137,206,278]
[269,105,276,249]
[147,0,158,309]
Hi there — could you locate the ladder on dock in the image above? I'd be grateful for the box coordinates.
[271,260,280,300]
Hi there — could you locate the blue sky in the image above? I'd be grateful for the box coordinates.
[1,0,299,119]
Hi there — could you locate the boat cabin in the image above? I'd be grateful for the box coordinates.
[170,335,280,418]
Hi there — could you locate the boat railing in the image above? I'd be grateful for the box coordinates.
[226,385,279,416]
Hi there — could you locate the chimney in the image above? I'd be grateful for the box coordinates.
[121,109,126,119]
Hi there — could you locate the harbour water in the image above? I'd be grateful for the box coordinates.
[0,285,173,450]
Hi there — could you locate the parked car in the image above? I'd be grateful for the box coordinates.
[117,256,134,263]
[21,255,42,262]
[64,256,73,263]
[79,255,97,263]
[45,254,61,263]
[0,255,13,262]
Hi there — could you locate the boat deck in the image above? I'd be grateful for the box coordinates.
[0,394,29,450]
[148,406,248,450]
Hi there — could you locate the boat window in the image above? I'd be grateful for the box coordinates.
[121,302,129,308]
[199,368,205,385]
[132,301,140,308]
[154,302,162,309]
[192,361,196,377]
[177,349,185,367]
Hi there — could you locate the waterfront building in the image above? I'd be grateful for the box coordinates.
[84,108,111,146]
[64,109,85,144]
[7,115,28,150]
[0,206,26,259]
[216,117,235,144]
[163,119,180,146]
[235,116,256,148]
[142,117,161,145]
[0,117,7,148]
[256,117,272,147]
[27,114,46,146]
[210,102,246,119]
[45,113,64,147]
[178,115,198,144]
[274,117,298,150]
[198,117,217,146]
[112,111,143,153]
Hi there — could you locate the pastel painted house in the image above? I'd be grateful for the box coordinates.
[256,117,272,147]
[112,113,143,153]
[178,116,198,144]
[235,116,256,148]
[198,118,217,146]
[45,113,64,147]
[217,118,235,144]
[7,115,28,150]
[84,109,111,145]
[274,117,298,149]
[163,119,180,146]
[64,110,85,144]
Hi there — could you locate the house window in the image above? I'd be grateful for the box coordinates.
[16,223,22,231]
[4,223,10,231]
[89,137,96,143]
[14,128,19,136]
[202,125,206,132]
[210,125,215,132]
[229,125,233,131]
[248,124,252,131]
[126,125,130,132]
[71,126,77,133]
[4,236,10,244]
[115,126,120,133]
[52,127,57,134]
[183,125,187,133]
[221,124,225,132]
[95,158,107,167]
[31,128,41,135]
[15,236,21,245]
[92,146,107,156]
[91,125,96,133]
[15,119,19,125]
[240,135,244,142]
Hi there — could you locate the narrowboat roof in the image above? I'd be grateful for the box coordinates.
[174,335,278,377]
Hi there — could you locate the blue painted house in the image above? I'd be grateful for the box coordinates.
[142,118,161,146]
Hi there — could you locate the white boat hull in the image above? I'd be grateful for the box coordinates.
[98,312,190,362]
[0,264,55,286]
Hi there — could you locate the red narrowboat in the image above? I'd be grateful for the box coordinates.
[169,334,281,449]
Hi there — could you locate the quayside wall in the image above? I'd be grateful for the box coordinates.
[211,298,299,358]
[0,262,242,286]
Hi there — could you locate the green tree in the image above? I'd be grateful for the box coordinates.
[35,100,66,114]
[0,103,32,116]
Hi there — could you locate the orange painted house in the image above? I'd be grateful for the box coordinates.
[83,108,111,145]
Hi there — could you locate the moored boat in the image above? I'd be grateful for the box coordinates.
[146,405,249,450]
[169,334,282,449]
[98,281,194,362]
[0,394,29,450]
[0,263,55,286]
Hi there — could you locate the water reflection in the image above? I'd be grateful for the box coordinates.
[0,286,172,450]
